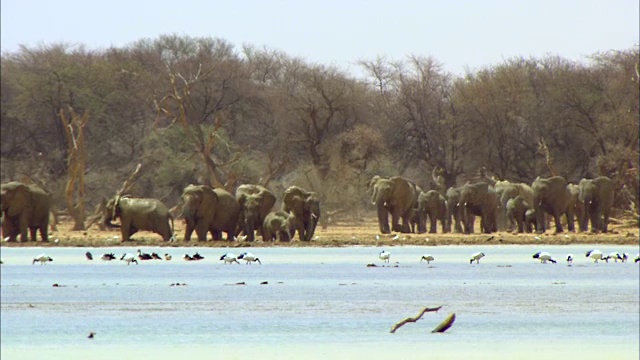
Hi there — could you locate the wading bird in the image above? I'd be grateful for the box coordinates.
[470,252,485,264]
[379,250,391,263]
[420,254,435,264]
[32,254,53,265]
[238,252,261,264]
[220,253,239,264]
[533,251,557,264]
[120,253,138,265]
[585,249,605,263]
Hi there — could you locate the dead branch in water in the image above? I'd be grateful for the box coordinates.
[431,313,456,333]
[390,305,443,333]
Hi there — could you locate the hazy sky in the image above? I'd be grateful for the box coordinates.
[1,0,638,76]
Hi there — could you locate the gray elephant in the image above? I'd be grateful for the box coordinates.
[180,184,239,241]
[369,176,418,234]
[567,183,586,232]
[578,176,614,233]
[506,195,534,233]
[103,195,174,242]
[446,185,475,233]
[263,210,296,242]
[458,182,499,234]
[418,190,448,234]
[495,180,533,231]
[235,184,276,242]
[1,182,52,242]
[531,176,575,234]
[282,186,320,241]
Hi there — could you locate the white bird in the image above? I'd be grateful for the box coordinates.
[420,254,435,264]
[470,252,485,264]
[620,253,629,263]
[379,250,391,263]
[32,254,53,265]
[566,254,574,265]
[238,252,261,264]
[220,253,239,264]
[532,251,557,264]
[120,253,138,265]
[392,234,400,241]
[313,235,320,241]
[237,234,248,242]
[534,236,542,241]
[585,249,605,263]
[605,252,624,263]
[375,234,380,241]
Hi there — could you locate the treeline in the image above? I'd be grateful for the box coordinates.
[1,35,638,219]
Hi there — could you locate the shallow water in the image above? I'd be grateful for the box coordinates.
[1,245,639,359]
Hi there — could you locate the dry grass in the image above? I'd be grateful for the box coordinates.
[2,216,638,248]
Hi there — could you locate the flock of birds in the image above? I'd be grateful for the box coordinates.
[20,248,640,266]
[379,249,639,266]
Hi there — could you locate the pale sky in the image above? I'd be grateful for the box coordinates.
[1,0,638,76]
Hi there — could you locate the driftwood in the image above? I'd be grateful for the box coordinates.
[390,305,456,333]
[431,313,456,333]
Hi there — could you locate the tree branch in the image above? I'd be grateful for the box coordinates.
[390,305,443,333]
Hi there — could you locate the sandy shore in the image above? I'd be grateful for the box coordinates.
[1,217,638,248]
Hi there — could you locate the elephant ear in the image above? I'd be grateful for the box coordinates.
[112,195,121,220]
[199,186,218,217]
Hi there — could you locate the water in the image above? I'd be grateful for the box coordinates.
[1,245,639,360]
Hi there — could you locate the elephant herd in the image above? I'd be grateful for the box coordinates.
[0,181,321,243]
[369,175,615,236]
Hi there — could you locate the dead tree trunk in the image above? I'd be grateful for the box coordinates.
[59,107,88,231]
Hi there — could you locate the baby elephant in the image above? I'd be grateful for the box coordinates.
[262,211,296,242]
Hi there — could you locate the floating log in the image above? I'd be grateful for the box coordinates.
[390,305,443,333]
[431,313,456,333]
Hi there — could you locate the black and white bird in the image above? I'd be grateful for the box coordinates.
[238,252,261,264]
[470,252,485,264]
[605,252,624,263]
[585,249,605,263]
[635,254,640,263]
[620,253,629,263]
[101,253,116,261]
[379,250,391,263]
[183,254,194,261]
[566,254,574,265]
[151,252,162,260]
[85,251,93,260]
[420,254,435,264]
[220,253,239,264]
[533,251,557,264]
[32,254,53,265]
[120,253,138,265]
[137,249,153,261]
[192,252,205,261]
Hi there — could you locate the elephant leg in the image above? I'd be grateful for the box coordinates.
[377,207,390,234]
[552,213,564,233]
[29,226,38,242]
[195,222,208,241]
[602,208,610,233]
[120,223,130,242]
[429,216,437,234]
[19,214,29,242]
[39,224,48,242]
[184,220,195,242]
[391,210,403,233]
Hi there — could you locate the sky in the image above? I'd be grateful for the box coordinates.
[1,0,638,77]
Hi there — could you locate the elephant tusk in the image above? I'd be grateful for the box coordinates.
[311,213,318,219]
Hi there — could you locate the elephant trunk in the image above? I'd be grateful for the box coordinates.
[305,213,319,241]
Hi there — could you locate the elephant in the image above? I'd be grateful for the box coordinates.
[103,195,174,242]
[506,195,534,233]
[458,182,499,234]
[180,184,240,241]
[446,185,474,233]
[235,184,276,242]
[417,190,448,234]
[531,176,575,234]
[567,183,586,232]
[1,182,51,242]
[494,180,533,231]
[262,210,297,242]
[578,176,614,233]
[282,186,320,241]
[369,176,418,234]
